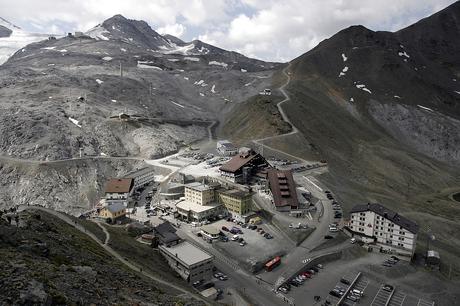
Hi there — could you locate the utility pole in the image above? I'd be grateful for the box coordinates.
[119,61,123,78]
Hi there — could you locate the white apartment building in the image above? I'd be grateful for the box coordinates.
[216,140,238,156]
[349,203,419,257]
[125,167,156,190]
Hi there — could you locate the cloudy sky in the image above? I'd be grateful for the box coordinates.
[0,0,456,61]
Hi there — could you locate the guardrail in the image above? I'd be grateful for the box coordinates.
[336,272,361,306]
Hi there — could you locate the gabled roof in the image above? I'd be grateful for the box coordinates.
[219,150,267,173]
[104,202,125,213]
[154,221,180,244]
[105,178,133,193]
[350,203,419,234]
[267,169,298,208]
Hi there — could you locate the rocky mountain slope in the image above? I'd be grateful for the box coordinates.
[0,209,203,305]
[0,14,280,212]
[0,14,279,161]
[223,1,460,271]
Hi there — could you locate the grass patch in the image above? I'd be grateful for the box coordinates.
[68,215,106,243]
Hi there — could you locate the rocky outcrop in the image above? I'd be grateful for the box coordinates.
[369,102,460,164]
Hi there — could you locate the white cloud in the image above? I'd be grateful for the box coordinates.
[157,23,186,37]
[0,0,456,61]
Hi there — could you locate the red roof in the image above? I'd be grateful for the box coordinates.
[105,178,133,193]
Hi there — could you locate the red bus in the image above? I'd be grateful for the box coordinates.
[265,256,281,271]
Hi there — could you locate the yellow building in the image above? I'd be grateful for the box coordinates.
[99,203,126,220]
[217,189,252,216]
[185,182,215,205]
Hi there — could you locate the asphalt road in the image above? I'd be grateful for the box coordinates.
[259,175,336,287]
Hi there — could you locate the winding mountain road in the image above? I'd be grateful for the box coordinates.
[18,206,211,305]
[252,64,310,164]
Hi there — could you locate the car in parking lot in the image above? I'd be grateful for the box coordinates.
[324,235,333,239]
[302,271,312,278]
[351,289,364,297]
[264,233,273,239]
[219,275,228,281]
[382,284,394,292]
[222,226,229,231]
[329,290,342,298]
[278,286,289,293]
[248,224,257,230]
[340,277,351,285]
[347,295,359,302]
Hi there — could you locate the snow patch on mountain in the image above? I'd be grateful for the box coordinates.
[102,56,112,61]
[398,51,410,58]
[137,61,162,70]
[209,61,228,68]
[171,101,185,108]
[339,66,348,77]
[86,25,110,41]
[69,117,82,128]
[356,84,372,94]
[184,57,199,62]
[417,105,433,112]
[342,53,347,62]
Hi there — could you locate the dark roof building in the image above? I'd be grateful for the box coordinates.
[219,149,268,183]
[350,203,419,234]
[154,221,181,246]
[267,169,299,211]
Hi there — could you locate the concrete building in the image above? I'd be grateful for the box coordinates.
[216,189,252,217]
[219,148,268,184]
[201,225,221,240]
[216,140,238,156]
[159,241,214,284]
[105,178,134,207]
[125,167,156,190]
[176,201,222,222]
[185,182,216,206]
[99,203,126,221]
[267,169,299,212]
[349,203,419,257]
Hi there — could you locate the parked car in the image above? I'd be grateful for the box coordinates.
[311,266,319,273]
[340,278,351,285]
[347,295,359,302]
[278,286,288,293]
[302,271,312,278]
[329,290,342,298]
[382,284,394,292]
[222,226,229,232]
[324,235,333,239]
[350,238,357,244]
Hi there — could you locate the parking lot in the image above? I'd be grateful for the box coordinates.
[199,219,292,268]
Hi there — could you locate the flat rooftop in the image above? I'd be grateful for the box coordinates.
[161,241,213,266]
[176,200,221,213]
[185,182,213,192]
